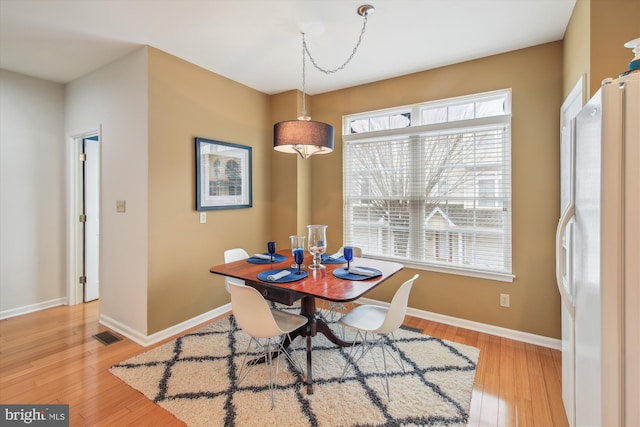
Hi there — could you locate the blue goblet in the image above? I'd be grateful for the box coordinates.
[267,241,276,262]
[293,248,305,275]
[343,246,354,270]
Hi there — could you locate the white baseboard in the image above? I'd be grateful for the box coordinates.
[0,297,68,320]
[99,303,232,347]
[359,297,562,350]
[3,297,560,351]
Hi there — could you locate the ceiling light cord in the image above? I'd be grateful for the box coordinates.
[274,5,373,159]
[300,35,310,119]
[302,12,370,76]
[299,6,372,118]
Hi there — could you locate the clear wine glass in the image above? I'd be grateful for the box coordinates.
[343,246,354,270]
[293,249,305,274]
[267,241,276,262]
[290,235,306,268]
[307,225,327,270]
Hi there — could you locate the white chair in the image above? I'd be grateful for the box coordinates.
[224,248,250,291]
[228,282,308,408]
[339,274,419,400]
[324,246,363,336]
[223,248,249,330]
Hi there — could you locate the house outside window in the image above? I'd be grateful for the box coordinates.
[342,90,513,281]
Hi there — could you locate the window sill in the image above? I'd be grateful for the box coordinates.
[364,255,515,283]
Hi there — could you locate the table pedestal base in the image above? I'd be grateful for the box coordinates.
[283,296,354,394]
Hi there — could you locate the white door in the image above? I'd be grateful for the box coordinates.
[83,136,100,302]
[574,89,603,427]
[558,77,583,427]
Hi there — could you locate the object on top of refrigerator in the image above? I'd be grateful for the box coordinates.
[620,37,640,77]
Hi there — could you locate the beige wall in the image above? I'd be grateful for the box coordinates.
[563,0,590,98]
[147,48,272,333]
[564,0,640,98]
[589,0,639,96]
[272,42,564,338]
[66,48,150,335]
[270,91,315,248]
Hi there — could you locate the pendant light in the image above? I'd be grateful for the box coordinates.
[273,4,375,159]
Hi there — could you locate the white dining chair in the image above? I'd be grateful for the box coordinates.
[228,282,308,408]
[324,246,363,336]
[223,248,249,330]
[338,274,419,400]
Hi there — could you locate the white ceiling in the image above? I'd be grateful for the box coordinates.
[0,0,576,95]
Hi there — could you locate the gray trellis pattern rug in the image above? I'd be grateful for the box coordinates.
[110,309,479,427]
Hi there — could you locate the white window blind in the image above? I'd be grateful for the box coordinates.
[343,90,513,280]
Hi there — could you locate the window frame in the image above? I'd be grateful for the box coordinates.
[342,90,515,282]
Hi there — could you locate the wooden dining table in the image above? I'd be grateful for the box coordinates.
[209,250,404,394]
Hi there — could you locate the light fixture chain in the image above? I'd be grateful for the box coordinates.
[303,14,369,75]
[301,33,308,117]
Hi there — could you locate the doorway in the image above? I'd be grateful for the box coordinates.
[68,130,100,304]
[82,136,99,302]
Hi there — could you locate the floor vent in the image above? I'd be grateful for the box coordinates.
[92,331,122,345]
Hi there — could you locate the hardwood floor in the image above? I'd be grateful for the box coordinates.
[0,302,568,427]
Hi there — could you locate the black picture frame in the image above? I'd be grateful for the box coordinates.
[195,137,252,210]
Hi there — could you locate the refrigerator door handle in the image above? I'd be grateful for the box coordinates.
[556,202,576,317]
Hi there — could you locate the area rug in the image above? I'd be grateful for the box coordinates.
[110,309,479,427]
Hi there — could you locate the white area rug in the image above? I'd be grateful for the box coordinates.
[110,309,479,426]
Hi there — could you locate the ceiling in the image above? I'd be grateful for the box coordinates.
[0,0,576,95]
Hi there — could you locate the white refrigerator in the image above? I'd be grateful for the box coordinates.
[556,71,639,427]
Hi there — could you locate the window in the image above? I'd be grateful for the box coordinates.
[343,90,513,281]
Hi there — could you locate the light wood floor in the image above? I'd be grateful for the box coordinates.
[0,302,568,427]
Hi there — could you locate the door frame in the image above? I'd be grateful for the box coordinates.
[66,126,101,305]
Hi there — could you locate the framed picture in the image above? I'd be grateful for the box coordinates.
[195,137,252,210]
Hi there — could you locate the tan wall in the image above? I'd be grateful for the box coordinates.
[147,48,272,333]
[563,0,590,98]
[589,0,640,97]
[274,42,564,338]
[270,90,314,248]
[564,0,640,99]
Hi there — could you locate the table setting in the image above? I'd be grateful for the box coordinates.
[250,226,382,284]
[247,241,288,264]
[257,246,308,282]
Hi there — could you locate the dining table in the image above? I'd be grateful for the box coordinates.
[209,249,404,394]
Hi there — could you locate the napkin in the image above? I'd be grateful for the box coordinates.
[253,253,272,260]
[267,270,291,281]
[348,267,377,277]
[327,252,344,260]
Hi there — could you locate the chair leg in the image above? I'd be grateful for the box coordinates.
[340,331,405,401]
[265,338,275,409]
[236,337,256,385]
[379,338,391,401]
[383,332,405,373]
[325,301,351,338]
[341,330,370,378]
[236,334,303,410]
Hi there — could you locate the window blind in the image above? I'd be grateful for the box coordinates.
[343,91,512,278]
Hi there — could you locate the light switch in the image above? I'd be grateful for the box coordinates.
[116,200,126,213]
[199,212,207,224]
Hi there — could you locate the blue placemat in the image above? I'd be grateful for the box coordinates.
[247,253,288,264]
[332,267,382,280]
[257,268,308,283]
[322,254,346,264]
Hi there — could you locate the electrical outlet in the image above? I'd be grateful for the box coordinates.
[500,293,510,308]
[199,212,207,224]
[116,200,126,213]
